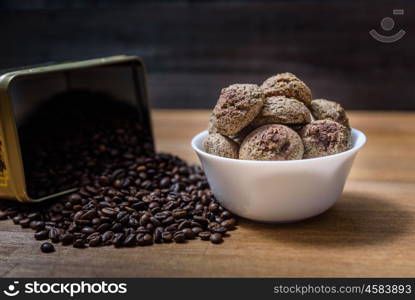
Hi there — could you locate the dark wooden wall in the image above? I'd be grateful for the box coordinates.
[0,0,414,109]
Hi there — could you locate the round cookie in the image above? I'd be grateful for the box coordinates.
[203,133,239,159]
[212,84,264,136]
[310,98,350,128]
[260,73,312,107]
[239,124,304,161]
[300,120,352,159]
[252,96,312,127]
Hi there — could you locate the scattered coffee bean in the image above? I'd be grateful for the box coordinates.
[123,234,136,247]
[73,239,85,248]
[0,211,7,220]
[0,111,238,252]
[221,219,236,230]
[12,216,22,224]
[89,236,102,247]
[48,228,60,243]
[212,226,227,234]
[210,233,223,244]
[34,230,49,240]
[173,231,186,243]
[161,231,173,243]
[112,233,125,247]
[199,231,211,240]
[192,227,203,235]
[69,194,82,204]
[61,233,74,245]
[182,228,195,239]
[102,231,114,245]
[81,226,95,235]
[41,242,55,253]
[30,220,45,231]
[19,218,30,228]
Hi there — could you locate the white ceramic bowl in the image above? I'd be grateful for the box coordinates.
[192,128,366,223]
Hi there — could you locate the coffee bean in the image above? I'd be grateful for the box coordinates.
[12,216,22,224]
[177,220,190,230]
[159,177,170,188]
[162,216,174,226]
[81,209,97,220]
[97,222,111,233]
[137,233,153,246]
[73,239,85,248]
[30,220,45,231]
[208,222,220,230]
[81,226,95,235]
[91,217,101,225]
[190,221,201,228]
[51,202,64,213]
[193,215,208,226]
[173,231,186,243]
[101,208,117,217]
[35,230,49,240]
[210,233,223,244]
[102,231,114,244]
[113,179,123,189]
[61,233,74,245]
[221,211,232,219]
[139,214,150,226]
[161,231,173,243]
[128,217,139,228]
[99,176,110,186]
[0,211,7,220]
[150,217,161,227]
[19,218,31,228]
[69,194,82,204]
[212,226,227,234]
[41,242,55,253]
[112,233,125,247]
[221,219,236,230]
[89,236,102,247]
[123,234,136,247]
[48,228,60,243]
[154,227,163,243]
[111,223,123,232]
[208,203,219,212]
[28,212,40,221]
[182,228,195,239]
[173,209,187,219]
[199,231,211,240]
[165,223,178,232]
[192,227,203,235]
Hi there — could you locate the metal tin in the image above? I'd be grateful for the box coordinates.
[0,55,153,202]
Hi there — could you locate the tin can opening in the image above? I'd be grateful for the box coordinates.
[8,62,153,201]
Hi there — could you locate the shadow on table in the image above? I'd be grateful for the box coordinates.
[242,192,413,248]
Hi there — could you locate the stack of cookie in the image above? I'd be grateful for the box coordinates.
[204,73,352,161]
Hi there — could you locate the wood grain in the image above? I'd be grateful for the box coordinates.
[1,110,415,277]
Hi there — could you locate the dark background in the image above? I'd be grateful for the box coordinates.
[0,0,413,110]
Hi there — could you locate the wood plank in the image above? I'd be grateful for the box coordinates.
[0,1,414,109]
[0,110,415,277]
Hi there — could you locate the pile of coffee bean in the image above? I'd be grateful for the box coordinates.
[0,153,236,252]
[0,93,237,252]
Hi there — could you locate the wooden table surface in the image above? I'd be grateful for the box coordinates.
[1,110,414,278]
